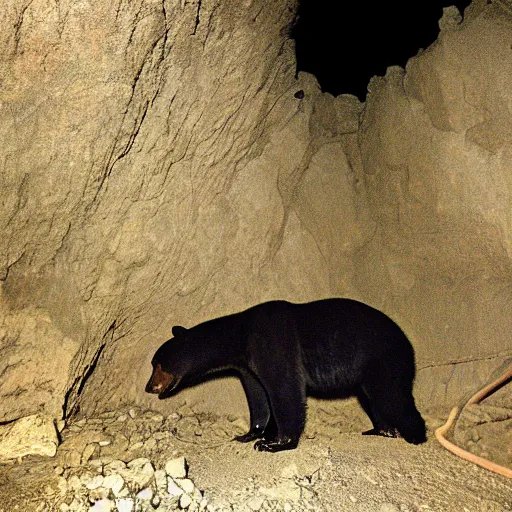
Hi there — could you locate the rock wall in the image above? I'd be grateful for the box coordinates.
[0,0,510,423]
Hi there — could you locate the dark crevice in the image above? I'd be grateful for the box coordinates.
[192,0,202,35]
[62,321,116,420]
[292,0,472,101]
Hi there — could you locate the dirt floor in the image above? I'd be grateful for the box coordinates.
[0,399,510,512]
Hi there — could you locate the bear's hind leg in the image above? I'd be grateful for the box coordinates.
[234,370,271,443]
[361,377,426,445]
[357,389,397,438]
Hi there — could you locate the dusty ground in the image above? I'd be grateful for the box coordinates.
[0,399,510,512]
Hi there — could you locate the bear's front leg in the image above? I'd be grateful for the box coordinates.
[251,363,306,453]
[233,370,271,443]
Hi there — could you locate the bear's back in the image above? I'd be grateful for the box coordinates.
[290,299,415,393]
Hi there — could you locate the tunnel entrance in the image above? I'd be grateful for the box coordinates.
[293,0,472,100]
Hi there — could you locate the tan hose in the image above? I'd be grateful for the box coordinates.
[434,365,512,479]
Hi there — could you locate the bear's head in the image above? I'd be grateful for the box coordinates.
[145,325,190,399]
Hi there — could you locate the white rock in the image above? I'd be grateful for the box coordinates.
[165,456,188,478]
[103,474,124,496]
[104,460,126,474]
[82,474,104,490]
[122,458,154,489]
[89,487,109,501]
[154,469,167,490]
[88,499,113,512]
[167,478,184,498]
[115,498,135,512]
[283,504,292,512]
[136,487,153,501]
[59,504,70,512]
[180,493,193,509]
[246,495,265,511]
[98,440,111,447]
[0,414,59,461]
[176,478,195,494]
[128,408,137,419]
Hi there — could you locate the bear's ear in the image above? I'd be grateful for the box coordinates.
[172,325,188,337]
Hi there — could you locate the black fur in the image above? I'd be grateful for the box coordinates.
[146,298,426,452]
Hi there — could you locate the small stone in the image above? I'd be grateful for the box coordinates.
[54,465,64,475]
[99,440,111,447]
[154,469,167,490]
[247,495,265,511]
[88,499,113,512]
[165,456,188,478]
[379,505,400,512]
[65,449,82,468]
[176,478,195,494]
[67,475,83,491]
[89,487,109,502]
[81,443,97,464]
[152,414,164,422]
[83,474,104,490]
[167,478,185,498]
[103,474,124,496]
[104,460,126,474]
[152,495,161,508]
[126,458,154,484]
[59,504,70,512]
[284,504,292,512]
[88,459,104,472]
[144,438,157,450]
[136,487,153,501]
[180,493,193,509]
[128,408,137,419]
[57,476,67,495]
[349,495,357,503]
[117,415,128,422]
[115,498,135,512]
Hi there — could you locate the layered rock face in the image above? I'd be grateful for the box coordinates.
[0,0,510,423]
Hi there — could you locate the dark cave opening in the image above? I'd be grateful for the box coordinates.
[292,0,472,100]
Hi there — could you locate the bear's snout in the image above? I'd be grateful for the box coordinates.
[145,364,175,396]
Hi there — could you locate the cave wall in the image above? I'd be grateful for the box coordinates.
[0,0,510,423]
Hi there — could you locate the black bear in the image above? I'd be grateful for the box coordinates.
[146,298,426,452]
